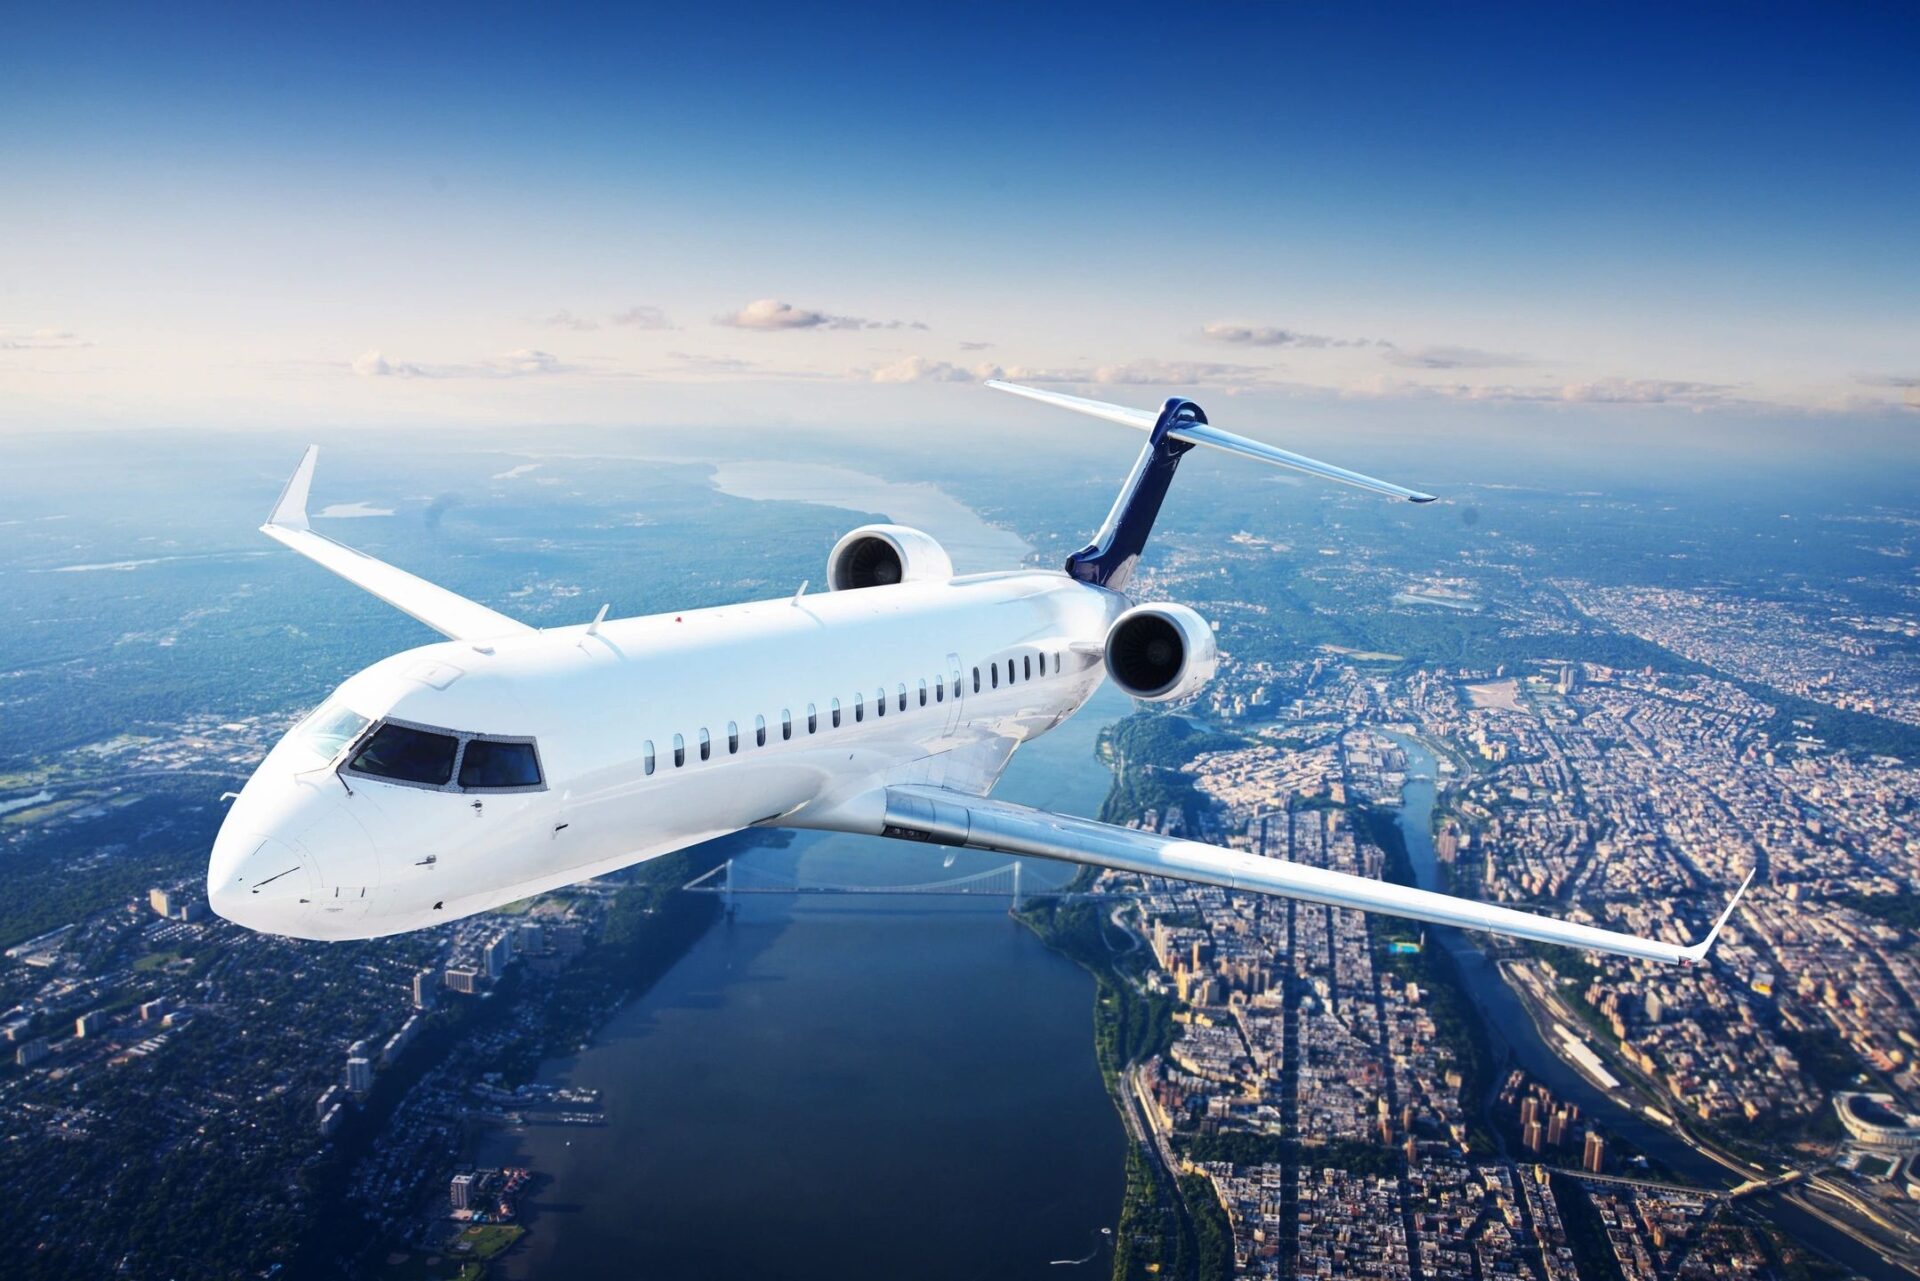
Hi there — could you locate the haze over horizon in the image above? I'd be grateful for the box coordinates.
[4,3,1916,446]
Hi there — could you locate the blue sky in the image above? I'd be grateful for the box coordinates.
[3,2,1916,434]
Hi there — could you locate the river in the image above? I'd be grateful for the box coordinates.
[479,451,1128,1278]
[1386,731,1913,1279]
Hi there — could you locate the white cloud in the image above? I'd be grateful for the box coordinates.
[0,327,91,351]
[610,305,672,329]
[1349,373,1744,409]
[352,348,577,379]
[540,309,600,331]
[1201,323,1383,349]
[866,356,1281,390]
[718,298,927,332]
[869,356,984,384]
[1381,345,1530,370]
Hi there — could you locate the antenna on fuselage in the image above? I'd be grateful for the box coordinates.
[792,580,809,605]
[586,603,609,636]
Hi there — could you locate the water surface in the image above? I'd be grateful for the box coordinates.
[483,684,1132,1279]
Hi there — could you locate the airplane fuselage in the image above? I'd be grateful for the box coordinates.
[209,570,1126,939]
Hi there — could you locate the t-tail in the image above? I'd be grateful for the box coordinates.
[986,380,1435,593]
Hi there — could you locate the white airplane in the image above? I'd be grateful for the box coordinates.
[208,381,1750,965]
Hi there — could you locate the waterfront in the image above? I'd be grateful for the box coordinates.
[480,683,1133,1279]
[708,459,1036,572]
[1387,731,1916,1281]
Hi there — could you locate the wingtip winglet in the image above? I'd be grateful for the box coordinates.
[266,445,318,532]
[1684,868,1757,963]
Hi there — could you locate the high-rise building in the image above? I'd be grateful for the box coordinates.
[1519,1096,1540,1127]
[1523,1120,1544,1153]
[1583,1130,1606,1173]
[445,966,479,995]
[74,1010,107,1038]
[1547,1110,1568,1147]
[515,922,545,953]
[138,997,169,1022]
[345,1055,373,1095]
[15,1037,50,1067]
[149,888,174,918]
[485,934,512,981]
[450,1173,476,1211]
[412,968,437,1010]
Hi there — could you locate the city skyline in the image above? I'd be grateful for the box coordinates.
[4,3,1917,433]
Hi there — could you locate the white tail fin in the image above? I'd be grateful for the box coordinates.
[985,380,1435,503]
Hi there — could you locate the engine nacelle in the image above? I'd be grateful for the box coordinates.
[826,524,954,591]
[1104,603,1219,702]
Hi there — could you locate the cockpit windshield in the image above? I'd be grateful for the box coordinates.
[349,723,459,786]
[295,702,372,765]
[338,719,545,792]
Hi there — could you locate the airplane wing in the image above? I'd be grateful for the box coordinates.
[854,785,1750,967]
[984,380,1436,503]
[261,447,535,642]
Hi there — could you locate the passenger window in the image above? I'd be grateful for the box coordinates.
[349,723,458,787]
[991,664,999,689]
[1054,652,1061,674]
[643,740,656,776]
[699,728,712,761]
[727,721,739,754]
[952,671,962,697]
[898,683,907,712]
[875,687,885,718]
[1024,655,1032,680]
[935,679,945,704]
[779,710,791,742]
[673,733,686,767]
[809,703,820,733]
[918,679,928,707]
[831,698,842,728]
[972,667,980,693]
[856,693,865,722]
[460,739,542,790]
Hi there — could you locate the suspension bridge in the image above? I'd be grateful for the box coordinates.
[682,856,1134,911]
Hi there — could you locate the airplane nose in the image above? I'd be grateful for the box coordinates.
[207,831,314,929]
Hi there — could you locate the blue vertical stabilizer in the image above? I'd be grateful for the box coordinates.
[1064,397,1205,592]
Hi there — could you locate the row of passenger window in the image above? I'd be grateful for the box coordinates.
[640,649,1065,774]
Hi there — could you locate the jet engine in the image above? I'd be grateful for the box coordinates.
[826,524,954,591]
[1104,603,1218,702]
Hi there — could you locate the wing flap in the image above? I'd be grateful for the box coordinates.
[262,447,534,642]
[874,786,1740,967]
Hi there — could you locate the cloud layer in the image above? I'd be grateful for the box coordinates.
[353,349,575,379]
[1201,323,1382,349]
[719,298,926,332]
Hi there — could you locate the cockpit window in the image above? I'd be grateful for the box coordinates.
[297,703,370,763]
[349,723,458,786]
[459,738,542,790]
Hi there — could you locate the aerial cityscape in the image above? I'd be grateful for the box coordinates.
[5,3,1918,1280]
[3,428,1917,1279]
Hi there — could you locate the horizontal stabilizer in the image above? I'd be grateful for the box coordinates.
[985,379,1435,503]
[843,787,1739,967]
[262,448,534,643]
